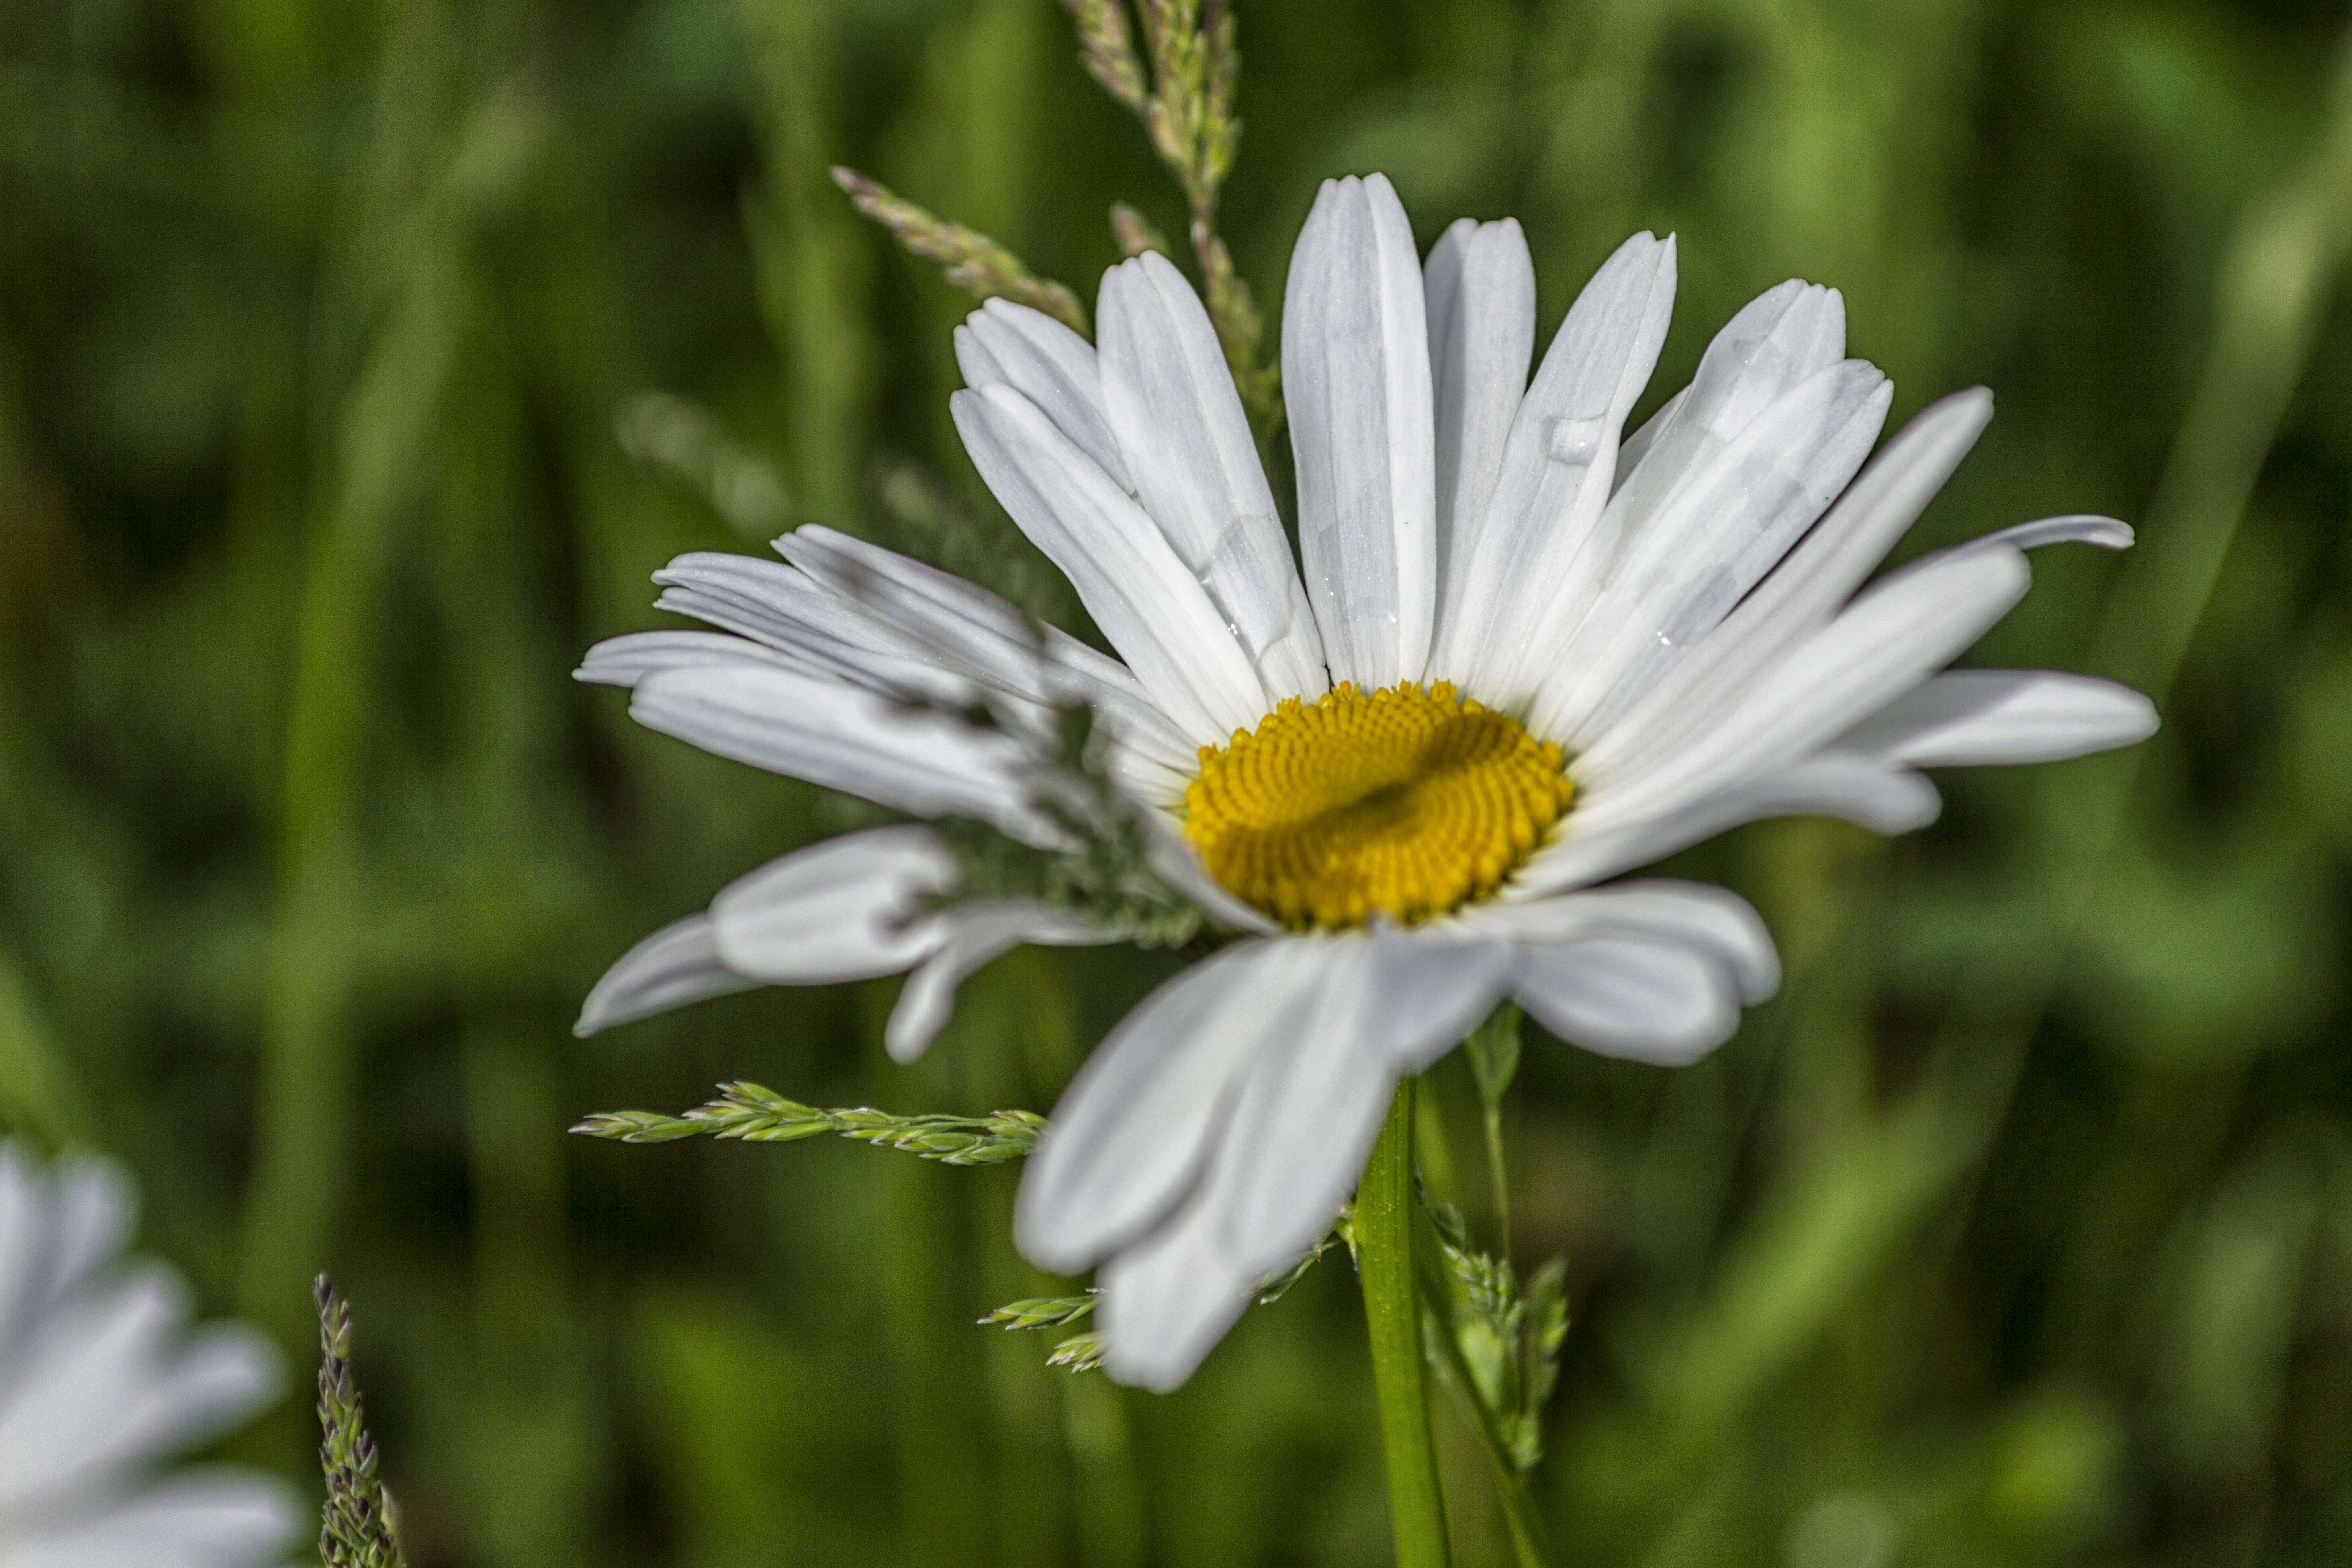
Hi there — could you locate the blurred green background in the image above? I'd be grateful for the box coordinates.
[4,0,2351,1563]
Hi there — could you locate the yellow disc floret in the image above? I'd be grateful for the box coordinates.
[1183,681,1573,929]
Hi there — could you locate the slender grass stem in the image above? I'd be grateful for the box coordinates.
[1481,1104,1511,1254]
[1358,1079,1452,1568]
[1419,1293,1552,1568]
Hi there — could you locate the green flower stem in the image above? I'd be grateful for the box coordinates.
[1359,1078,1453,1568]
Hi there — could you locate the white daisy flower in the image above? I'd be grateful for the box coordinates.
[579,174,2156,1391]
[0,1142,300,1567]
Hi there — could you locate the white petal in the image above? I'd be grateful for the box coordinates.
[1282,174,1437,688]
[1136,813,1280,936]
[1092,1207,1255,1394]
[607,544,1192,805]
[1518,754,1941,895]
[773,525,1196,799]
[577,629,818,687]
[1014,940,1325,1274]
[775,527,1164,722]
[1606,279,1849,525]
[710,827,959,985]
[1615,386,1687,478]
[1423,218,1535,646]
[1194,932,1503,1265]
[648,552,906,671]
[1536,280,1863,740]
[1097,1011,1389,1393]
[575,914,757,1035]
[953,383,1269,741]
[4,1473,301,1568]
[1092,928,1510,1390]
[1837,669,2159,768]
[1511,936,1740,1065]
[1469,881,1780,1002]
[1573,544,2030,833]
[1583,388,1994,782]
[955,298,1132,489]
[884,901,1117,1064]
[1098,253,1327,701]
[628,661,1049,840]
[1431,231,1676,700]
[1530,359,1892,743]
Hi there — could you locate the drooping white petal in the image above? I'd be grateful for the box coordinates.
[1423,218,1535,642]
[1431,231,1676,700]
[1098,253,1327,701]
[954,297,1133,489]
[1573,544,2031,834]
[1014,940,1327,1275]
[953,383,1269,741]
[628,661,1049,841]
[1837,669,2159,768]
[884,901,1118,1064]
[1191,932,1505,1268]
[1090,928,1511,1390]
[1530,359,1892,743]
[1511,936,1740,1065]
[1466,881,1781,1002]
[1581,388,1996,782]
[1282,174,1438,688]
[708,827,960,986]
[574,914,757,1036]
[1092,1202,1255,1395]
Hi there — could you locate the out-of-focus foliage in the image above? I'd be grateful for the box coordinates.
[2,0,2349,1564]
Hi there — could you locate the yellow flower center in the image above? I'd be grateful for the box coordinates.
[1183,681,1573,930]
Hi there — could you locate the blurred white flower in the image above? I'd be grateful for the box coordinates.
[0,1142,300,1568]
[578,173,2157,1390]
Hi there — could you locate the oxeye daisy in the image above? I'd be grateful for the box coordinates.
[0,1142,300,1566]
[578,173,2156,1391]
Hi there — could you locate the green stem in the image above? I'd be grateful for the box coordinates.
[1495,1470,1552,1568]
[1359,1079,1453,1568]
